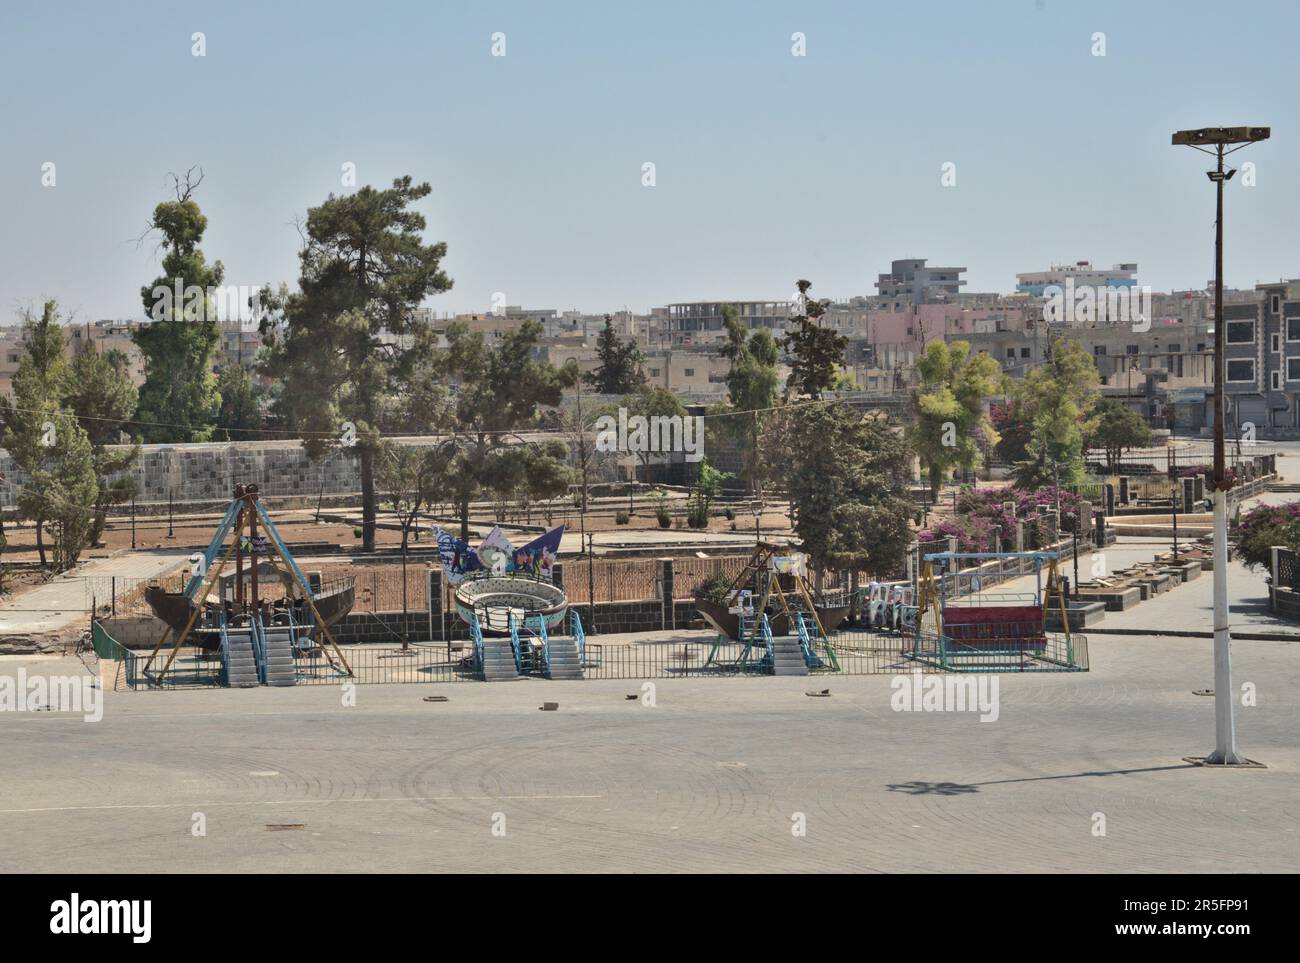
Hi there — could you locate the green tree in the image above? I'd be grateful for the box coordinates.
[63,346,139,547]
[377,440,444,648]
[718,303,781,497]
[434,319,575,539]
[17,409,98,571]
[1085,398,1152,473]
[1012,336,1100,488]
[620,383,687,511]
[687,458,728,528]
[584,315,645,394]
[781,279,847,400]
[134,169,223,443]
[215,364,264,441]
[0,302,72,566]
[911,340,1001,498]
[764,403,913,579]
[259,176,453,551]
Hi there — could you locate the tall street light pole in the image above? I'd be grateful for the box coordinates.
[1172,125,1270,767]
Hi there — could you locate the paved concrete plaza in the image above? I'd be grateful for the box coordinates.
[1,616,1296,873]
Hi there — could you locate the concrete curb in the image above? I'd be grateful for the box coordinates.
[1085,627,1300,642]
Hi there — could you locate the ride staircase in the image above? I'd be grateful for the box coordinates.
[470,613,523,681]
[220,622,260,688]
[764,615,810,676]
[541,616,584,680]
[259,622,298,687]
[470,610,587,681]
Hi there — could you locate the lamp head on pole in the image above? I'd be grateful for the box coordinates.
[1171,127,1270,146]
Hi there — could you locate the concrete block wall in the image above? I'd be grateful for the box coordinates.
[0,435,629,510]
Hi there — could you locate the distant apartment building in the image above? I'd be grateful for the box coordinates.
[958,279,1300,436]
[1015,260,1138,297]
[1,319,148,397]
[873,259,967,305]
[664,300,792,346]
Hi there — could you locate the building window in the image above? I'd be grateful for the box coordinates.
[1126,345,1139,355]
[1227,359,1255,382]
[1020,347,1030,358]
[1168,343,1181,353]
[1273,333,1282,353]
[1226,320,1255,344]
[1093,345,1107,356]
[649,368,660,377]
[1272,370,1282,391]
[1287,317,1300,342]
[6,353,17,364]
[683,368,694,377]
[1272,294,1281,315]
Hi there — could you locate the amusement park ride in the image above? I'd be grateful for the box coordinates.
[140,484,355,687]
[696,543,849,674]
[911,551,1079,670]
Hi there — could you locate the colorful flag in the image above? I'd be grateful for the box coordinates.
[434,527,481,584]
[476,526,517,575]
[513,526,564,578]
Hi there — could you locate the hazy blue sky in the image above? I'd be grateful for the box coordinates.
[1,0,1297,323]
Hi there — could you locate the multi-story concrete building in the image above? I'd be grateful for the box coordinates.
[663,300,792,346]
[957,280,1300,437]
[874,259,967,304]
[1015,260,1138,297]
[1,319,148,397]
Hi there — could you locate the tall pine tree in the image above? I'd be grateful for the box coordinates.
[134,169,222,443]
[259,176,452,551]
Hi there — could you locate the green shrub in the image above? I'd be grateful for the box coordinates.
[693,576,731,604]
[1234,502,1300,570]
[615,511,630,525]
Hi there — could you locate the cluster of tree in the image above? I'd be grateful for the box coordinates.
[0,302,139,569]
[910,340,1001,498]
[706,280,915,584]
[912,334,1113,495]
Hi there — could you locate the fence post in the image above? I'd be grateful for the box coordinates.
[1271,546,1282,612]
[660,558,674,631]
[428,568,441,644]
[111,577,116,617]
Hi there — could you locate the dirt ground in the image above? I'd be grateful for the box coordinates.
[0,501,799,563]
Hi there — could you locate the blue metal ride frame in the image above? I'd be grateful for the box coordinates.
[253,499,320,611]
[758,614,775,672]
[507,612,524,674]
[538,618,552,677]
[570,610,585,665]
[251,610,268,684]
[218,609,232,687]
[183,497,242,599]
[794,611,824,669]
[469,613,485,676]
